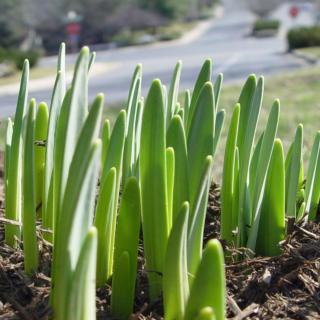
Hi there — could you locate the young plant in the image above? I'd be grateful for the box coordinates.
[140,79,169,300]
[185,239,226,320]
[255,139,285,256]
[167,116,189,223]
[247,100,280,252]
[187,155,213,279]
[305,131,320,220]
[221,76,285,256]
[167,60,182,126]
[163,202,189,320]
[221,104,240,244]
[66,227,98,320]
[51,94,103,318]
[5,60,29,247]
[94,167,117,286]
[140,60,224,299]
[111,177,141,319]
[23,99,39,274]
[186,59,212,134]
[166,147,175,227]
[96,110,126,283]
[163,206,226,320]
[34,102,48,218]
[52,46,91,239]
[5,119,13,215]
[286,124,303,219]
[42,43,66,241]
[101,119,110,167]
[187,81,216,275]
[236,76,264,248]
[122,64,142,184]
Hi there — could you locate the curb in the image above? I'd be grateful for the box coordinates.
[292,50,320,65]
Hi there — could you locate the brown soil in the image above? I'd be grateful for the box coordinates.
[0,184,319,320]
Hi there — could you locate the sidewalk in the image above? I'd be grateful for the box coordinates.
[0,62,119,97]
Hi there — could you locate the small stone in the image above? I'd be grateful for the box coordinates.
[262,268,272,285]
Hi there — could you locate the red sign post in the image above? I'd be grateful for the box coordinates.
[289,5,299,19]
[66,22,81,36]
[65,12,82,52]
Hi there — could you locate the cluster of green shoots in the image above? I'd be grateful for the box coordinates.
[221,76,320,256]
[3,43,319,319]
[4,44,226,320]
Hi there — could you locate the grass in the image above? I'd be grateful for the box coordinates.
[253,19,280,33]
[1,65,319,182]
[296,47,320,60]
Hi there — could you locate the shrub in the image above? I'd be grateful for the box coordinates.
[158,24,184,41]
[0,47,8,62]
[10,49,42,70]
[288,26,320,50]
[111,29,136,46]
[253,19,280,32]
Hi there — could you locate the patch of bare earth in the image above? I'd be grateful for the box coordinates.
[0,184,319,319]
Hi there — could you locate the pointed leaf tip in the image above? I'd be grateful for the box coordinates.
[88,226,97,238]
[80,46,90,55]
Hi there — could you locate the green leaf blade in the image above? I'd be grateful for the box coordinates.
[5,60,29,247]
[23,100,38,275]
[140,79,169,300]
[187,59,212,134]
[94,168,117,286]
[66,227,97,320]
[163,202,189,320]
[35,102,48,219]
[112,177,141,319]
[167,115,189,224]
[221,104,240,243]
[286,124,303,218]
[185,239,225,320]
[256,139,285,256]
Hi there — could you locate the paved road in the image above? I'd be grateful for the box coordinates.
[0,2,309,117]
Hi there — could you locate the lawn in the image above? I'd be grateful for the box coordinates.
[296,46,320,60]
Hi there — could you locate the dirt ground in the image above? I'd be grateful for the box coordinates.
[0,184,319,320]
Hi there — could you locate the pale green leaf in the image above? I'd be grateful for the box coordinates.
[185,239,225,320]
[140,79,169,300]
[163,203,189,320]
[23,99,38,274]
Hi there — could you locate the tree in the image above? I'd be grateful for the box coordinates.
[139,0,190,19]
[0,0,25,48]
[246,0,284,18]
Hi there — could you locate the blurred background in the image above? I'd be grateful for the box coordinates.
[0,0,319,111]
[0,0,320,168]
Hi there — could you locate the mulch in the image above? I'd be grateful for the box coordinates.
[0,183,319,319]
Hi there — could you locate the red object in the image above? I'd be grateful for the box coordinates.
[289,6,299,19]
[66,22,81,36]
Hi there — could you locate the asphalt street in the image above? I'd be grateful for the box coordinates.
[0,2,311,117]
